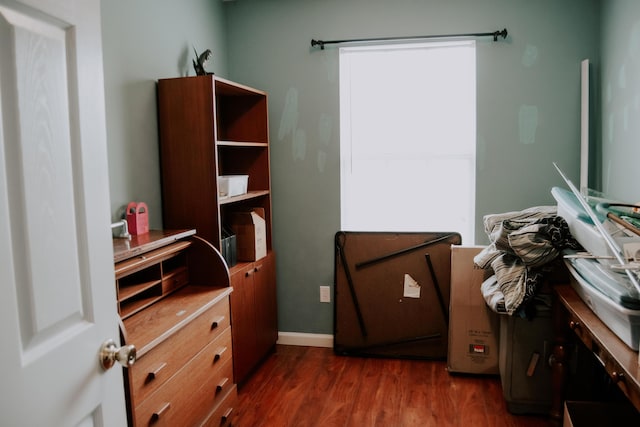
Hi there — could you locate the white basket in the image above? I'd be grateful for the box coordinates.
[219,175,248,198]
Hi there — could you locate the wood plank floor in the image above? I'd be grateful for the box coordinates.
[235,345,551,427]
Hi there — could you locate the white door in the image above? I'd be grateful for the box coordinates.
[0,0,128,426]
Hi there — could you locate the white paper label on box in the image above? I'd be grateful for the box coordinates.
[403,274,421,298]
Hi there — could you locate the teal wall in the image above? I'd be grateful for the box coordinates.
[224,0,600,334]
[600,1,640,202]
[101,0,607,336]
[101,0,228,224]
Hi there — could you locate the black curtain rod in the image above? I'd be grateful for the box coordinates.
[311,28,507,50]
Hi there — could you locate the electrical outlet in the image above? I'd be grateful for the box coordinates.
[320,285,331,303]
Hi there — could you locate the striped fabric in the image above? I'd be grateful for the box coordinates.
[475,206,580,316]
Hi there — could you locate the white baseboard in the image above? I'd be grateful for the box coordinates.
[277,332,334,348]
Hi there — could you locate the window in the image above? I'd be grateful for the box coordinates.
[339,41,476,243]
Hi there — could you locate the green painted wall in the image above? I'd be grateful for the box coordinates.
[101,0,228,225]
[600,1,640,202]
[101,0,610,336]
[224,0,601,334]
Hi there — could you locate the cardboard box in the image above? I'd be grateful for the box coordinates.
[230,208,266,261]
[447,245,500,375]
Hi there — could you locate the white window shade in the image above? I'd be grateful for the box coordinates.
[340,41,476,243]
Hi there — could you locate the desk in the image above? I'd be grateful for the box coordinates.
[551,282,640,424]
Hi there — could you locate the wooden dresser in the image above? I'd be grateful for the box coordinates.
[551,282,640,425]
[113,229,236,427]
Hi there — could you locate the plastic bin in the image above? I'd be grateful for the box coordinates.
[219,175,248,198]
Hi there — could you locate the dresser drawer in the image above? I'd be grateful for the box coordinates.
[129,298,231,405]
[134,329,234,427]
[567,313,593,349]
[200,385,238,427]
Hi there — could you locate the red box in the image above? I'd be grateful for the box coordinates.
[126,202,149,235]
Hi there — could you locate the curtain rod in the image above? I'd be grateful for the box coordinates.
[311,28,507,50]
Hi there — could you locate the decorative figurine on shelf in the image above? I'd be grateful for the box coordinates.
[192,47,213,76]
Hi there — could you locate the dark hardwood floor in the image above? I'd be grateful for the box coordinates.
[235,345,551,427]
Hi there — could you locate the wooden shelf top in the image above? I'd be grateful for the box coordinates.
[219,190,270,205]
[214,75,266,96]
[217,140,268,148]
[113,229,195,263]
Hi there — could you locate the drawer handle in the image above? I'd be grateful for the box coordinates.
[221,407,234,424]
[214,346,228,362]
[245,270,253,277]
[569,320,581,331]
[612,371,625,383]
[216,377,229,393]
[151,402,171,422]
[146,362,167,382]
[211,316,225,330]
[254,266,260,273]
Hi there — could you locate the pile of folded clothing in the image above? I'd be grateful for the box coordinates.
[474,205,581,318]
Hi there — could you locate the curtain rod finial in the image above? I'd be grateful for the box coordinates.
[311,39,325,49]
[493,28,508,41]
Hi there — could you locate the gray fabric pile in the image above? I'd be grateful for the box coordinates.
[474,206,581,316]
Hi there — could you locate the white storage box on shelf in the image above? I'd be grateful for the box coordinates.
[218,175,248,199]
[565,260,640,350]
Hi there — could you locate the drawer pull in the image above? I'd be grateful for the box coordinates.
[151,402,171,422]
[221,407,234,423]
[254,266,260,273]
[245,270,253,277]
[216,377,229,393]
[146,362,167,382]
[612,371,625,383]
[214,346,228,362]
[569,320,581,331]
[211,316,225,330]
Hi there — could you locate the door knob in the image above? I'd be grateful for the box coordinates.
[100,339,136,370]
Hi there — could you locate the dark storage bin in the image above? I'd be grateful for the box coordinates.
[221,226,236,267]
[499,302,553,415]
[563,401,640,426]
